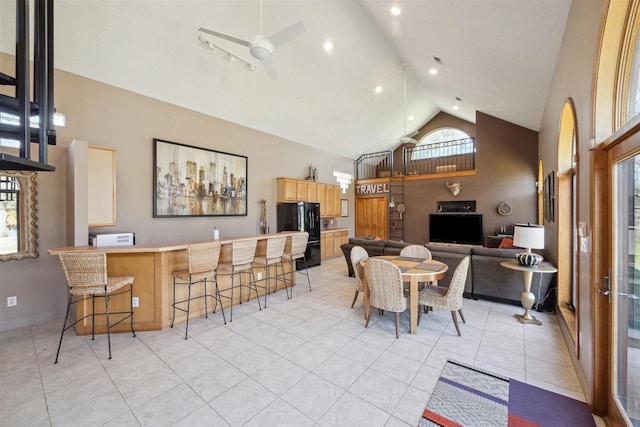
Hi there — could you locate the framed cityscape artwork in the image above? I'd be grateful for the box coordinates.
[153,138,248,217]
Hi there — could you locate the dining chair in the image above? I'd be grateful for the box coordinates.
[417,255,470,336]
[55,252,135,363]
[399,245,432,260]
[349,246,369,308]
[171,241,225,339]
[364,257,407,338]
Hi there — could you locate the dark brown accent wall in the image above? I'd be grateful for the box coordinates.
[398,111,538,244]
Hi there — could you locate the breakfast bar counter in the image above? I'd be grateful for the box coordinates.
[49,232,302,335]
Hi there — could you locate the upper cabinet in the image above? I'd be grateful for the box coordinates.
[276,177,343,217]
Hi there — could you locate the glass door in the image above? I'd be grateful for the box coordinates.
[612,151,640,425]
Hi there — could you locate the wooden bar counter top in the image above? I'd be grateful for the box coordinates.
[49,232,303,335]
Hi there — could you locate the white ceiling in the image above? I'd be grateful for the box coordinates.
[0,0,571,160]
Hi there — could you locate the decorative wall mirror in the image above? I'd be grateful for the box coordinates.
[0,171,38,261]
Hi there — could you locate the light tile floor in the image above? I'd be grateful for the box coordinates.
[1,257,605,426]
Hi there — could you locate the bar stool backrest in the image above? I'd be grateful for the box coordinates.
[289,232,309,259]
[232,238,258,267]
[266,235,287,260]
[59,252,108,291]
[188,241,222,274]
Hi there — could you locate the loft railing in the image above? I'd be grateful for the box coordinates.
[355,138,476,180]
[403,138,475,176]
[355,150,393,180]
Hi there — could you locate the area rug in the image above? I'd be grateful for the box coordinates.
[419,360,595,427]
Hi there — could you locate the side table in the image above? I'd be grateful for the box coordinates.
[500,260,557,325]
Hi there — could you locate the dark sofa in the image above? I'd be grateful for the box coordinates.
[340,238,555,308]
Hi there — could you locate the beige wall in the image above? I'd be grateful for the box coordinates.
[0,65,354,331]
[537,0,605,399]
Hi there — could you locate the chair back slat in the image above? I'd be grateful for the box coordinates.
[364,258,406,312]
[399,245,431,260]
[350,246,368,292]
[58,252,107,288]
[189,241,222,274]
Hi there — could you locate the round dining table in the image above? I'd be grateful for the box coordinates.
[361,255,448,334]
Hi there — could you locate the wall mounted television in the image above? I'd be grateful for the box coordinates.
[429,214,484,245]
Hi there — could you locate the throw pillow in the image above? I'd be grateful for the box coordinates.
[498,238,514,249]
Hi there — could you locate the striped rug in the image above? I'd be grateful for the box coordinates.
[420,360,595,427]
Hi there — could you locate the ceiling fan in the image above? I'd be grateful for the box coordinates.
[198,0,305,79]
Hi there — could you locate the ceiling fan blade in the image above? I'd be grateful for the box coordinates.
[198,27,252,47]
[260,57,278,79]
[266,21,305,49]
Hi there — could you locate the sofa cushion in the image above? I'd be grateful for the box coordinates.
[386,240,411,249]
[472,246,520,258]
[348,237,386,248]
[425,242,473,255]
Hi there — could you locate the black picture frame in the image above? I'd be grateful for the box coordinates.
[153,138,248,217]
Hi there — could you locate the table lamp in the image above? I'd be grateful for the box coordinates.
[512,223,545,267]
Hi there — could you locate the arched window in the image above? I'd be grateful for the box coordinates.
[411,127,473,160]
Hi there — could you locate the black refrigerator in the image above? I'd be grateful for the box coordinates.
[277,202,321,269]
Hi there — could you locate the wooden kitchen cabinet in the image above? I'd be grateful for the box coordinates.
[277,178,298,202]
[332,186,342,217]
[277,178,342,218]
[317,184,327,216]
[321,229,349,259]
[307,181,318,202]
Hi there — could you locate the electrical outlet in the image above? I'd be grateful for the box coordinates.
[257,272,263,280]
[7,296,17,307]
[132,297,139,308]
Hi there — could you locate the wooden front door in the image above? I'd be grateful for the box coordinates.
[355,196,388,240]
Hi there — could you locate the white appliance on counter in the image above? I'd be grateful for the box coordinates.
[89,232,135,247]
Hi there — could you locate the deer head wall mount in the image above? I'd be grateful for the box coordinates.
[446,181,461,197]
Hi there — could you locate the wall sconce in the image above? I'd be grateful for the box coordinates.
[333,171,352,193]
[389,197,395,208]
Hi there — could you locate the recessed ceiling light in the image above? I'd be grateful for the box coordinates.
[375,86,383,94]
[429,68,438,75]
[452,105,459,110]
[390,6,401,16]
[323,39,333,54]
[408,115,414,121]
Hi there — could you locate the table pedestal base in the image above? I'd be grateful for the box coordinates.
[514,313,542,325]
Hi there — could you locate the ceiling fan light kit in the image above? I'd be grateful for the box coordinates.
[198,1,305,79]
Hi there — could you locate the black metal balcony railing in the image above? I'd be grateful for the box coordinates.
[356,150,393,181]
[355,138,476,180]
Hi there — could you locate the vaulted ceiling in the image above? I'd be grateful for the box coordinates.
[0,0,572,159]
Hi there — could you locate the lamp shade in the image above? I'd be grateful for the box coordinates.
[513,224,545,250]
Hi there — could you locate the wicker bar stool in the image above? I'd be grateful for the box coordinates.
[218,238,260,321]
[55,252,135,363]
[171,241,225,339]
[252,235,287,308]
[279,232,311,298]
